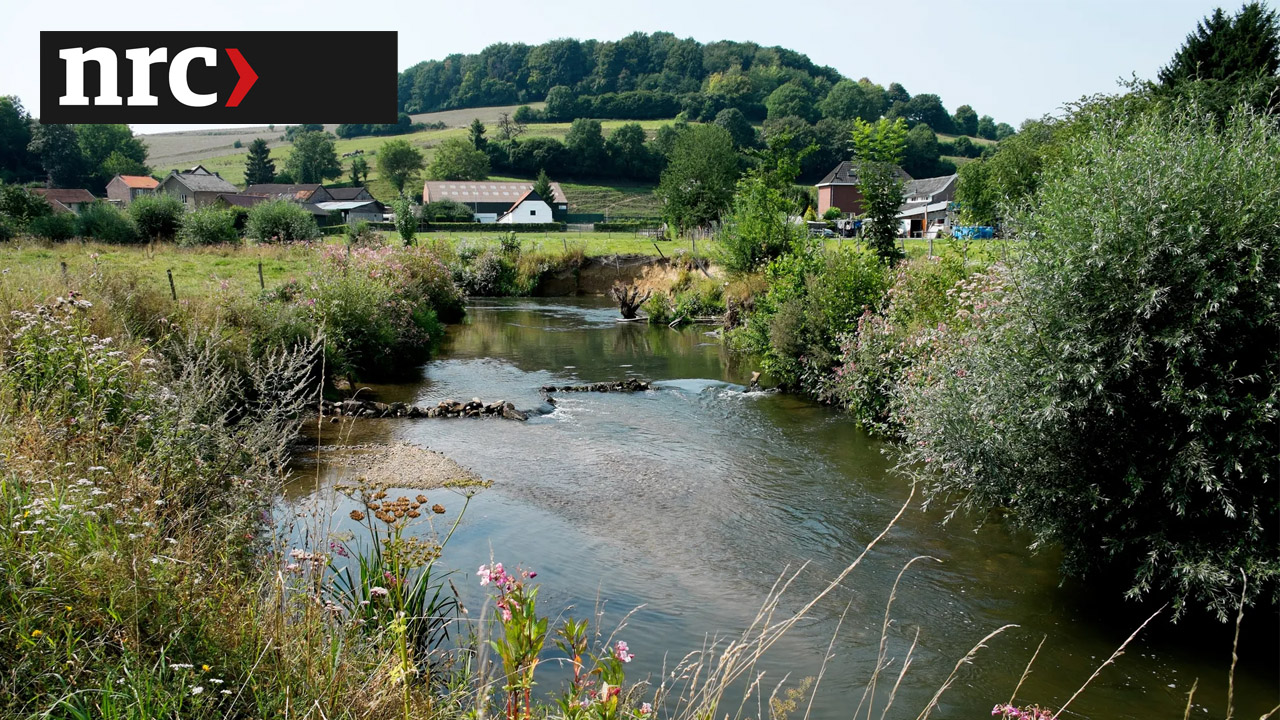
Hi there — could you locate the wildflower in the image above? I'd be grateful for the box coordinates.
[370,586,389,599]
[171,663,193,669]
[191,686,203,695]
[202,664,211,672]
[614,640,634,663]
[640,703,653,714]
[209,678,223,685]
[30,630,42,638]
[432,504,445,514]
[221,689,232,695]
[349,509,365,522]
[64,605,72,612]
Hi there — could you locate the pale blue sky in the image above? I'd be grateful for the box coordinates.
[0,0,1232,134]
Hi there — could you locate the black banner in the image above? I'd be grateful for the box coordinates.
[40,31,398,124]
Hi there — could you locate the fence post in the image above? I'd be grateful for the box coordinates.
[60,261,68,285]
[652,242,665,260]
[167,269,177,301]
[258,259,265,290]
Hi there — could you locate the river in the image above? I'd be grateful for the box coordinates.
[285,297,1277,720]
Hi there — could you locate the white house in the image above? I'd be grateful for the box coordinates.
[496,189,553,224]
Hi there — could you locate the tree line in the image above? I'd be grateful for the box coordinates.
[0,97,148,192]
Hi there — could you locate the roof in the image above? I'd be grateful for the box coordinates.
[314,200,385,212]
[166,170,237,193]
[423,180,566,205]
[326,187,372,201]
[897,200,950,218]
[816,161,912,187]
[903,174,957,201]
[114,175,159,189]
[495,189,546,220]
[215,193,270,209]
[244,183,325,201]
[31,188,96,205]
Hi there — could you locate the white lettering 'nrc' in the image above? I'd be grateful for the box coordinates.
[169,47,217,107]
[59,47,121,106]
[124,47,167,106]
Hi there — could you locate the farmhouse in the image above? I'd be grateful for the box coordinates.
[896,174,958,238]
[815,161,912,217]
[326,187,375,202]
[423,180,568,223]
[158,165,238,209]
[105,174,158,207]
[213,193,332,223]
[242,183,336,204]
[30,188,96,214]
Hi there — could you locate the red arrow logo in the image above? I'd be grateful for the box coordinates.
[225,48,257,107]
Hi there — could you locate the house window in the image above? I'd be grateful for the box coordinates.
[530,209,536,216]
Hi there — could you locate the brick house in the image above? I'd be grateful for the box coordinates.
[815,161,912,217]
[105,174,159,207]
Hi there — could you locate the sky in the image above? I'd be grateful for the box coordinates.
[0,0,1230,135]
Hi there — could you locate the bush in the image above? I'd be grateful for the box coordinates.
[76,203,139,244]
[344,220,382,247]
[425,222,563,233]
[246,199,319,243]
[0,184,51,227]
[453,249,519,297]
[393,196,416,245]
[594,221,663,232]
[896,105,1280,618]
[0,215,12,242]
[27,213,77,241]
[177,206,239,246]
[129,194,186,240]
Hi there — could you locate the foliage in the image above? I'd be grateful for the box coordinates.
[393,196,417,245]
[246,199,319,243]
[335,113,415,138]
[0,96,39,183]
[243,138,276,185]
[953,104,979,136]
[76,202,139,244]
[178,206,239,247]
[379,138,427,196]
[656,124,739,235]
[1159,2,1279,86]
[850,118,908,264]
[0,183,51,227]
[819,79,887,123]
[77,124,149,191]
[349,155,370,186]
[532,169,556,207]
[283,130,342,184]
[129,193,186,241]
[26,212,77,241]
[428,137,490,181]
[887,93,955,133]
[27,123,84,188]
[765,82,818,123]
[718,134,808,272]
[422,198,474,222]
[896,105,1280,618]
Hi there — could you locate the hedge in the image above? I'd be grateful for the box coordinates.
[593,221,663,232]
[421,222,565,233]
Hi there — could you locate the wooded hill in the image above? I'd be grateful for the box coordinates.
[397,33,1014,136]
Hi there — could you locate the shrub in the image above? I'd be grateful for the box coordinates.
[0,184,51,227]
[177,206,239,246]
[344,220,382,247]
[76,202,139,244]
[896,105,1280,618]
[0,215,12,242]
[27,213,77,241]
[454,249,519,297]
[129,193,185,240]
[393,196,416,245]
[246,199,319,243]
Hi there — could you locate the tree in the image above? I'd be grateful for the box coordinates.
[77,124,148,190]
[953,104,978,136]
[953,157,997,226]
[348,155,369,186]
[977,114,998,140]
[244,138,276,185]
[377,139,425,195]
[469,118,488,150]
[246,199,319,242]
[28,124,84,188]
[899,106,1280,618]
[0,183,51,227]
[0,96,38,184]
[885,82,910,108]
[392,196,416,245]
[720,134,808,271]
[496,112,527,142]
[995,122,1017,140]
[902,123,943,178]
[427,137,489,181]
[604,124,655,179]
[765,82,818,123]
[1159,3,1279,86]
[655,124,739,235]
[129,194,185,240]
[565,118,606,174]
[713,108,756,149]
[284,131,341,184]
[532,169,556,207]
[887,93,955,133]
[850,118,908,264]
[820,79,887,123]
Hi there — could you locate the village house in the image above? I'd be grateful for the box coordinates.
[157,165,238,209]
[314,199,387,225]
[242,183,336,204]
[896,174,958,238]
[30,188,97,214]
[423,180,568,223]
[326,187,376,202]
[105,174,159,207]
[815,161,913,217]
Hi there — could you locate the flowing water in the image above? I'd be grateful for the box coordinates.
[285,297,1277,720]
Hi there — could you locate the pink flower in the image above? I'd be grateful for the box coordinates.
[640,702,653,715]
[614,640,634,663]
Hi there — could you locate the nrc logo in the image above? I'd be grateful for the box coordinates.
[40,31,398,124]
[58,47,257,108]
